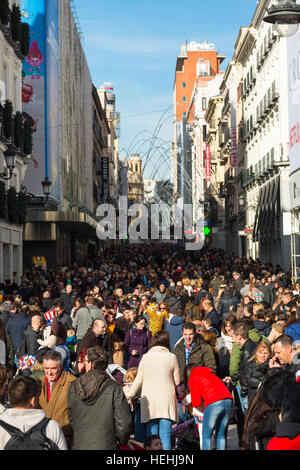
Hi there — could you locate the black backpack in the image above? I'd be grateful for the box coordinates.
[0,417,60,450]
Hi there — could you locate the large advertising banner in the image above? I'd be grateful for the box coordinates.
[230,81,238,169]
[46,0,60,202]
[21,0,60,201]
[205,145,211,182]
[287,0,300,210]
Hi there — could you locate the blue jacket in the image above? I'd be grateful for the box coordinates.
[253,320,272,338]
[6,312,30,350]
[285,322,300,342]
[166,316,185,352]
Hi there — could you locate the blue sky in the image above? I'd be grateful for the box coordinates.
[74,0,258,179]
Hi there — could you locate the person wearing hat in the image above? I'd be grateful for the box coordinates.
[38,311,70,372]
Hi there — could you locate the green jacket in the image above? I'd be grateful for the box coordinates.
[174,334,217,382]
[229,328,270,386]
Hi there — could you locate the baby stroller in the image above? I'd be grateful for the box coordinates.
[172,416,200,451]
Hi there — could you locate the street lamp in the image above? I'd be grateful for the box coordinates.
[41,177,52,201]
[0,145,16,181]
[263,0,300,37]
[239,193,245,209]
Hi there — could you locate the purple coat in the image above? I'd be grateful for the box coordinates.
[123,328,152,368]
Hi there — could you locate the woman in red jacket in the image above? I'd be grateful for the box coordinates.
[184,364,233,450]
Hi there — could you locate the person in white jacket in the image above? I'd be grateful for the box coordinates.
[125,330,180,450]
[0,376,67,450]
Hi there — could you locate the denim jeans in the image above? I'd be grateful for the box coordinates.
[134,408,147,443]
[178,401,188,423]
[146,419,173,450]
[235,384,248,414]
[202,399,233,450]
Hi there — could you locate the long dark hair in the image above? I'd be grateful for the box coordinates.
[151,330,171,351]
[183,363,198,393]
[241,388,275,450]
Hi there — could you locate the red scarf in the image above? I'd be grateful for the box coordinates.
[46,375,61,402]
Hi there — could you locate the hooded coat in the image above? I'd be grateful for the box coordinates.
[0,408,68,450]
[166,296,182,314]
[253,320,272,338]
[68,369,131,450]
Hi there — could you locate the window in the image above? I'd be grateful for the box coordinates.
[197,59,210,77]
[183,96,187,102]
[1,62,9,103]
[182,82,186,88]
[13,74,19,111]
[202,97,207,110]
[183,111,187,117]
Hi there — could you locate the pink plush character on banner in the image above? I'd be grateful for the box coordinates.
[26,40,44,79]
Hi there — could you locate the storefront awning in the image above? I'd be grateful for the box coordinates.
[24,211,98,241]
[253,176,280,242]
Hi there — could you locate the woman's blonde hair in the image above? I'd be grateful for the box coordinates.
[250,341,272,365]
[252,303,264,315]
[200,330,219,356]
[125,367,138,383]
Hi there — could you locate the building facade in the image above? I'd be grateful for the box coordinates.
[0,0,31,284]
[22,0,99,269]
[240,1,291,269]
[203,0,292,269]
[172,41,226,230]
[127,155,144,206]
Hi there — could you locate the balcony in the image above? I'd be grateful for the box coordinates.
[0,100,33,156]
[225,167,236,185]
[0,5,30,60]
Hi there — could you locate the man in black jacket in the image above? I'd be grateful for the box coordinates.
[201,299,221,335]
[217,286,238,321]
[76,319,112,364]
[55,302,73,331]
[68,346,131,450]
[60,285,76,316]
[231,322,257,407]
[23,314,44,356]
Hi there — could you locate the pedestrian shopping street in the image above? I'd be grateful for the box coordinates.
[0,0,300,455]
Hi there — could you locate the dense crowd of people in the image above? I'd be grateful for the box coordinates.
[0,243,300,451]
